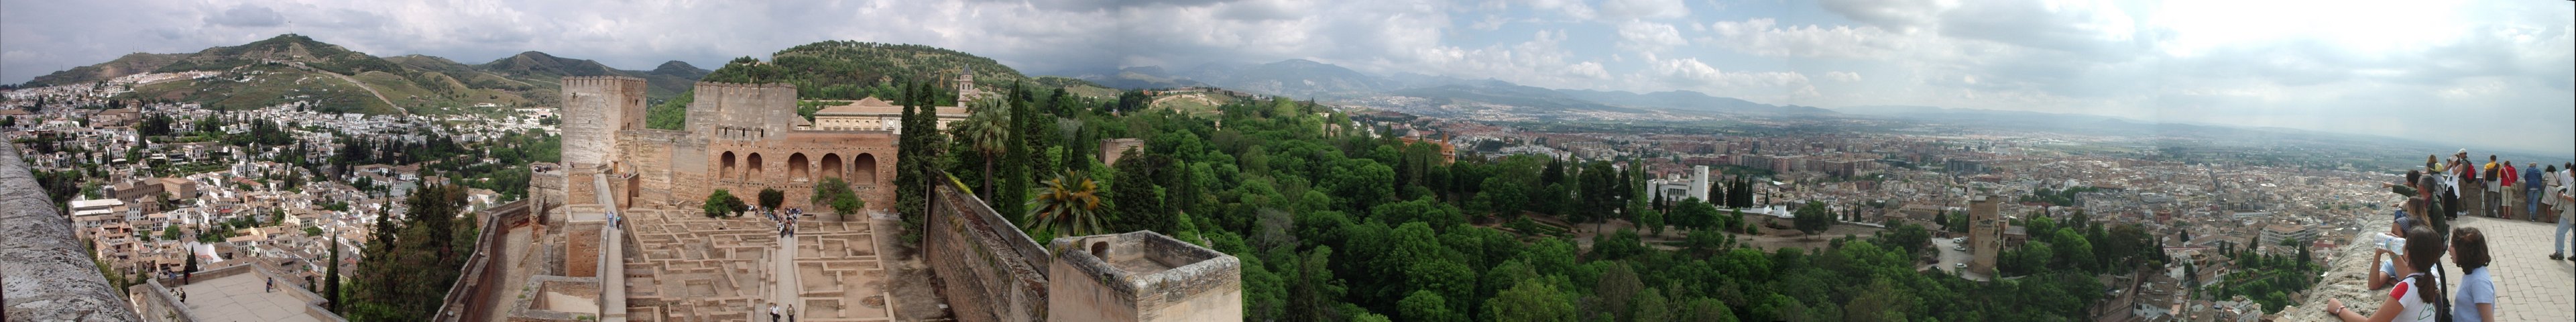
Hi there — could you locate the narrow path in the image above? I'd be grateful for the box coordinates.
[773,226,803,321]
[284,62,405,115]
[591,173,627,321]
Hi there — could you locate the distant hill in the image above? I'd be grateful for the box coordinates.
[153,34,408,76]
[1072,59,1392,99]
[1387,80,1645,113]
[477,51,699,99]
[32,34,715,115]
[1071,59,1832,118]
[1177,59,1393,99]
[23,52,190,87]
[701,41,1033,99]
[650,60,711,79]
[1559,89,1835,115]
[1070,66,1206,90]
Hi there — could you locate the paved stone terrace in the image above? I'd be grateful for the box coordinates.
[2288,216,2575,321]
[613,209,892,321]
[174,272,327,322]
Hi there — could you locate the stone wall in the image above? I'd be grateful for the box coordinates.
[433,199,535,322]
[616,129,703,209]
[1,144,142,321]
[699,131,900,215]
[685,82,800,140]
[927,182,1051,322]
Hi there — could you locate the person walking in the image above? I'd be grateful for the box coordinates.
[2449,227,2495,322]
[769,303,781,322]
[2323,225,2451,322]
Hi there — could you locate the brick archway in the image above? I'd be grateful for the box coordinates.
[821,153,844,180]
[788,153,811,182]
[854,153,878,184]
[720,152,738,180]
[747,153,764,180]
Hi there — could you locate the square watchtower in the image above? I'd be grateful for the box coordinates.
[1047,231,1242,322]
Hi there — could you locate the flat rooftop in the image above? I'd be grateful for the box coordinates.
[175,272,328,322]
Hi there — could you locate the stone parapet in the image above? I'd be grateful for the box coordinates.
[927,180,1050,322]
[2,144,143,321]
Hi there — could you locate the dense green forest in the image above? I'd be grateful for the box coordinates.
[869,78,2173,321]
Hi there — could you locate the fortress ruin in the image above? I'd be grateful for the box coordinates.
[442,72,1238,322]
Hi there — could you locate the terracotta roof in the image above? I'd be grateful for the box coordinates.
[813,97,969,117]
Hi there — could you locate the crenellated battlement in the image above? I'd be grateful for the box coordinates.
[691,81,799,90]
[562,76,648,89]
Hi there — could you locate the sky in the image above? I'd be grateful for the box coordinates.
[3,0,2571,154]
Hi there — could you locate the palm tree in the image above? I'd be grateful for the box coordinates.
[957,99,1011,199]
[1025,170,1106,239]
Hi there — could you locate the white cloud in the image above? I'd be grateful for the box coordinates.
[1644,56,1817,99]
[1516,0,1595,20]
[1599,0,1690,19]
[1826,71,1861,82]
[1615,20,1689,52]
[1403,30,1614,88]
[1703,18,1911,58]
[1818,0,1956,34]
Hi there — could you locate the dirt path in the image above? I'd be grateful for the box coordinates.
[286,62,405,115]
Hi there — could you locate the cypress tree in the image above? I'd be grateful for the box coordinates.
[325,234,341,313]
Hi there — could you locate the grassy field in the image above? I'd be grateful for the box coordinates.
[1149,93,1230,117]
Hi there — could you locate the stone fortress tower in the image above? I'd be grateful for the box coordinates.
[1967,195,2003,276]
[1048,231,1242,322]
[555,76,650,211]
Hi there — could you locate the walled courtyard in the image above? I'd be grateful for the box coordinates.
[614,209,896,321]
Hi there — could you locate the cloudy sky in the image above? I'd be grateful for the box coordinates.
[3,0,2571,154]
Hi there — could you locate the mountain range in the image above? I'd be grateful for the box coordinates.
[25,34,709,114]
[1069,59,1835,117]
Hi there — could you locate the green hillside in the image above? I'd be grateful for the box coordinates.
[155,34,405,76]
[701,41,1034,99]
[123,64,401,115]
[23,52,189,87]
[475,51,702,99]
[60,34,707,115]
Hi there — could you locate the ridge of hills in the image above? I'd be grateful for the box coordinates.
[56,34,710,114]
[1067,59,1834,117]
[25,35,1111,116]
